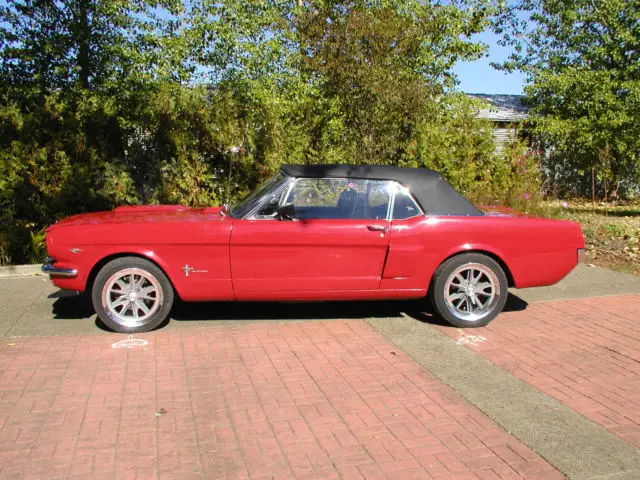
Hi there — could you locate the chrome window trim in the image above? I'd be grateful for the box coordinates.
[280,178,297,207]
[389,181,424,220]
[386,183,395,222]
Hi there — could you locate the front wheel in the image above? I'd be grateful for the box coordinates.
[430,253,508,328]
[91,257,174,333]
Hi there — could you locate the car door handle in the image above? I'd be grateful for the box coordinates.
[367,225,388,232]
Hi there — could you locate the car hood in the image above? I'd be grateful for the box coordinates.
[47,205,225,230]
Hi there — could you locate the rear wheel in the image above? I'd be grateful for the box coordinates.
[430,253,508,328]
[92,257,173,333]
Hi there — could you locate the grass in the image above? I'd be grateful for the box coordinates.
[536,200,640,275]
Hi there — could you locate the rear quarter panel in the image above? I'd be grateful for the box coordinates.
[383,215,584,290]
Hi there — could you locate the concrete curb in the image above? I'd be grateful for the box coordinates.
[0,264,44,278]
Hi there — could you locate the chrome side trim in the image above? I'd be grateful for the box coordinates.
[42,260,78,278]
[577,248,586,263]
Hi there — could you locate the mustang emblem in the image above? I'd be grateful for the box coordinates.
[182,264,208,277]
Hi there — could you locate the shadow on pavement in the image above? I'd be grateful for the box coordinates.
[170,299,416,322]
[48,289,528,331]
[405,292,529,327]
[50,291,94,319]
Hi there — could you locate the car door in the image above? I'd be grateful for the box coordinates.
[230,177,392,298]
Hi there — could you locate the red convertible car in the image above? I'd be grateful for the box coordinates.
[43,164,585,333]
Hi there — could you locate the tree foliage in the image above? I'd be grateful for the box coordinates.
[0,0,536,264]
[495,0,640,198]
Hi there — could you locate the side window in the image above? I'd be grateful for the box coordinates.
[392,185,422,219]
[284,178,391,219]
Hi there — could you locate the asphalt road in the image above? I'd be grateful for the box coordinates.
[2,263,640,339]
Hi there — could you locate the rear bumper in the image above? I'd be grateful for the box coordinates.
[41,257,78,278]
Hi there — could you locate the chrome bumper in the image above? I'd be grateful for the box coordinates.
[42,257,78,278]
[577,248,586,263]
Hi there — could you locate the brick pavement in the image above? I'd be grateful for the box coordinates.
[0,320,562,480]
[438,294,640,448]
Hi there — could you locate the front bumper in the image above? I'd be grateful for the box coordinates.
[42,257,78,278]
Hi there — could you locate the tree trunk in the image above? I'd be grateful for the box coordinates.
[591,167,595,212]
[77,0,91,90]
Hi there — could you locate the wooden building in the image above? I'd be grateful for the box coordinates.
[468,94,529,155]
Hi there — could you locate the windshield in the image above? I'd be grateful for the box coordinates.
[229,172,287,218]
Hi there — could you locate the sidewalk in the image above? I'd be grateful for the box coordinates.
[0,320,562,480]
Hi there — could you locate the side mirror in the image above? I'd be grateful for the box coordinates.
[276,203,296,221]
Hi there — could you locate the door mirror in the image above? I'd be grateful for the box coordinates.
[276,203,296,220]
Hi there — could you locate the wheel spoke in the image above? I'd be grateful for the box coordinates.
[449,292,465,301]
[465,297,474,311]
[135,300,150,315]
[139,286,156,300]
[459,296,469,311]
[120,300,131,315]
[471,294,483,308]
[111,296,129,309]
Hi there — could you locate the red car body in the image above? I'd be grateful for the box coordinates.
[43,164,585,332]
[46,204,584,299]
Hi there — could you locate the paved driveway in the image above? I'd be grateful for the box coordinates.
[0,265,639,479]
[1,321,565,480]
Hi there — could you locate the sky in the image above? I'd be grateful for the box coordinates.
[453,30,527,95]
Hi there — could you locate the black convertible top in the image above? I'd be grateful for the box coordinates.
[280,164,484,216]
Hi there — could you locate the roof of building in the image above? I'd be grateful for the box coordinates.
[280,164,484,216]
[468,94,529,122]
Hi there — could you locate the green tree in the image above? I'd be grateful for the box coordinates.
[495,0,640,198]
[188,0,498,165]
[0,0,519,264]
[0,0,187,262]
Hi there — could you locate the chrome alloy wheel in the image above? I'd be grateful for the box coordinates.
[101,268,163,328]
[444,263,500,322]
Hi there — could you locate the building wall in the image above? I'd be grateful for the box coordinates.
[492,126,518,155]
